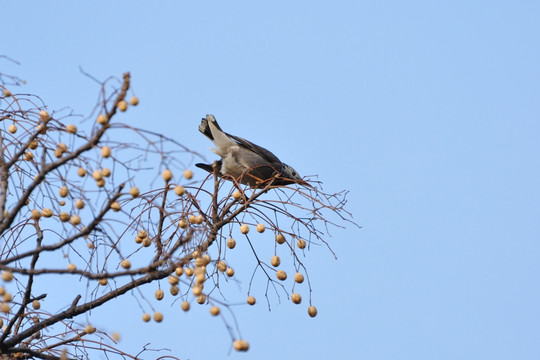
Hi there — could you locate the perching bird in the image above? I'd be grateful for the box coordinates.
[196,114,305,187]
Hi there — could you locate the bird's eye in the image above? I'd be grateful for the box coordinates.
[292,171,296,176]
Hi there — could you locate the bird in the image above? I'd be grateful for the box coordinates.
[196,114,305,187]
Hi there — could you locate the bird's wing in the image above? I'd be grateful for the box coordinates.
[226,133,282,164]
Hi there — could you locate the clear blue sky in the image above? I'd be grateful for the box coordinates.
[3,1,540,359]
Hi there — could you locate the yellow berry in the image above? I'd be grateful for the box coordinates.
[192,284,203,296]
[247,296,256,305]
[217,261,227,272]
[75,199,85,209]
[227,238,236,249]
[59,212,70,222]
[111,201,121,212]
[196,294,206,304]
[59,186,69,197]
[70,215,81,225]
[276,270,287,281]
[184,267,193,277]
[297,239,307,249]
[270,256,280,267]
[174,185,185,196]
[67,263,76,271]
[275,234,286,244]
[168,276,179,285]
[24,151,34,161]
[256,224,265,233]
[77,167,86,177]
[3,293,12,302]
[240,224,249,234]
[31,209,41,220]
[162,169,173,182]
[202,255,211,265]
[294,273,304,283]
[137,230,147,239]
[181,301,190,311]
[101,168,111,177]
[153,312,163,322]
[129,187,140,197]
[39,110,50,122]
[233,340,249,352]
[175,267,184,276]
[291,293,302,304]
[178,219,188,229]
[232,190,242,200]
[226,268,235,277]
[118,100,128,112]
[188,215,198,224]
[32,299,40,310]
[41,208,53,218]
[85,324,95,334]
[1,271,14,282]
[155,289,164,300]
[101,146,111,158]
[65,124,77,134]
[97,114,108,125]
[120,259,131,269]
[307,305,318,317]
[1,303,10,313]
[3,89,12,97]
[29,140,38,150]
[142,237,152,247]
[96,178,105,187]
[170,285,179,296]
[130,96,139,106]
[8,124,17,134]
[183,169,193,179]
[98,278,108,286]
[111,332,120,342]
[142,313,151,322]
[210,306,220,316]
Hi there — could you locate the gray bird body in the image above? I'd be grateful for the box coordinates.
[196,115,304,187]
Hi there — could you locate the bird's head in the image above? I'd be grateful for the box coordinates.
[281,164,307,185]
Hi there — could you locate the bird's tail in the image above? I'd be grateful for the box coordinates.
[199,114,223,141]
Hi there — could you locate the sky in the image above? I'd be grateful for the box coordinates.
[2,1,540,359]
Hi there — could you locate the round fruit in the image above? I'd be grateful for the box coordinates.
[85,324,95,334]
[41,208,53,218]
[77,167,86,177]
[196,294,206,304]
[24,151,34,161]
[308,305,318,317]
[240,224,249,234]
[66,124,77,134]
[98,278,108,285]
[217,261,227,272]
[1,271,13,282]
[8,124,17,134]
[111,333,120,342]
[226,268,235,277]
[129,187,140,197]
[130,96,139,106]
[291,293,302,304]
[192,284,203,296]
[70,215,81,225]
[67,264,77,272]
[32,300,40,310]
[142,238,152,247]
[153,312,163,322]
[111,201,121,212]
[210,306,220,316]
[175,267,184,276]
[170,285,179,296]
[232,190,242,200]
[1,303,10,313]
[31,209,41,220]
[155,289,164,300]
[142,313,151,322]
[75,199,85,209]
[168,276,179,285]
[178,219,188,229]
[118,100,128,112]
[59,186,69,197]
[184,267,193,277]
[227,238,236,249]
[297,239,307,249]
[3,89,12,97]
[256,224,265,233]
[275,234,286,244]
[181,301,190,311]
[162,169,173,181]
[137,230,147,239]
[120,259,131,269]
[101,146,111,158]
[101,168,111,177]
[97,114,108,125]
[183,169,193,179]
[294,273,304,283]
[271,256,280,267]
[39,110,50,122]
[233,340,249,352]
[59,212,70,222]
[276,270,287,281]
[247,296,256,305]
[96,179,105,187]
[174,185,185,196]
[29,140,38,150]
